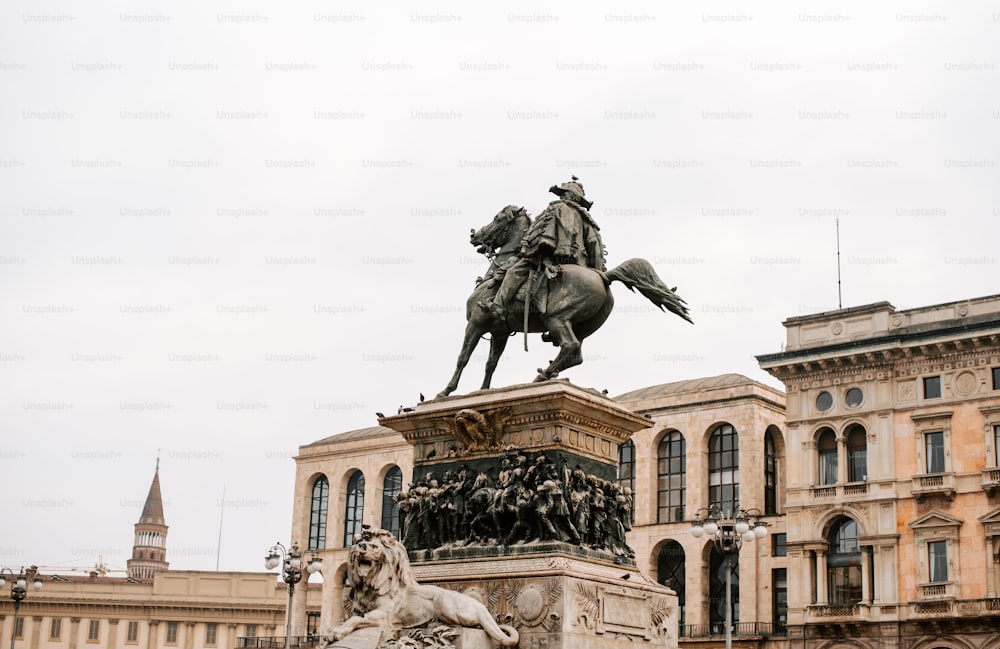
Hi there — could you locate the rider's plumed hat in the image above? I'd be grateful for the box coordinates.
[549,175,594,209]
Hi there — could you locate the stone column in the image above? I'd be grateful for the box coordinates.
[30,616,43,649]
[860,548,871,603]
[803,441,816,487]
[321,567,342,631]
[837,437,848,484]
[226,623,238,649]
[290,581,306,637]
[106,619,119,649]
[185,622,196,649]
[148,620,159,649]
[871,545,882,604]
[69,618,81,649]
[879,545,898,602]
[815,549,828,605]
[986,536,999,598]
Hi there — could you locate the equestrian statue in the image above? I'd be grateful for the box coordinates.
[438,177,692,398]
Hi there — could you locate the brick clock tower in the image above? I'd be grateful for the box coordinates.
[126,458,169,580]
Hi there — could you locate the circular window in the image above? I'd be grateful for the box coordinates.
[816,391,833,411]
[845,388,863,407]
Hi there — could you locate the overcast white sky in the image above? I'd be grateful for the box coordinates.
[1,1,998,576]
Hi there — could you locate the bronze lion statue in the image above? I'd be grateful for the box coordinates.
[323,526,519,647]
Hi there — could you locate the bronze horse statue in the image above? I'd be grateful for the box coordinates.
[438,205,692,398]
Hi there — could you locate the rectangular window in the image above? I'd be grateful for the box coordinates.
[50,618,62,640]
[87,620,101,642]
[993,367,1000,390]
[928,540,948,582]
[926,431,945,473]
[995,424,1000,467]
[772,533,787,557]
[245,624,257,638]
[126,621,139,644]
[924,376,942,399]
[819,448,838,484]
[848,447,867,482]
[165,621,179,645]
[307,613,321,638]
[772,568,788,631]
[205,623,218,646]
[13,618,24,639]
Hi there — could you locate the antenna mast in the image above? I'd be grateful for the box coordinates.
[216,485,225,571]
[836,218,843,309]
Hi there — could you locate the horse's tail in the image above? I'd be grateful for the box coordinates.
[607,258,694,323]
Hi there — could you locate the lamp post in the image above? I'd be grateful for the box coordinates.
[689,505,767,649]
[264,543,321,649]
[1,567,43,649]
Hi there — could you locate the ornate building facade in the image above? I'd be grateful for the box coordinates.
[757,294,1000,649]
[290,375,790,648]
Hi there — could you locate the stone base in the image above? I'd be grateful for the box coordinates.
[410,539,636,568]
[412,553,678,649]
[325,626,382,649]
[377,382,675,648]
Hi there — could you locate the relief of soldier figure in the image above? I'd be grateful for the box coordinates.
[439,177,692,398]
[394,450,635,562]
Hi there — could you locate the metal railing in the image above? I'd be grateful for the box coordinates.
[680,622,786,638]
[237,637,319,649]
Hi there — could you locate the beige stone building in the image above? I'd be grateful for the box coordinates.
[290,374,790,648]
[757,294,1000,649]
[616,375,787,644]
[0,569,312,649]
[0,465,321,649]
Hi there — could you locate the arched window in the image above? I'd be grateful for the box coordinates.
[308,475,329,550]
[381,466,403,538]
[709,546,738,632]
[344,471,365,547]
[846,425,868,482]
[708,424,738,513]
[618,440,635,494]
[764,429,777,515]
[828,518,862,604]
[818,428,838,485]
[658,431,686,523]
[657,541,686,624]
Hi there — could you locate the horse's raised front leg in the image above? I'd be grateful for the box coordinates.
[438,318,486,398]
[534,318,583,382]
[480,331,510,390]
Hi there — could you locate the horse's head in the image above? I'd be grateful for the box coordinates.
[470,205,529,256]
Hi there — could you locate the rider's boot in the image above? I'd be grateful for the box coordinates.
[478,297,507,320]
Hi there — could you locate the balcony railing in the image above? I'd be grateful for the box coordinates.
[811,482,869,501]
[237,637,319,649]
[808,604,860,618]
[918,582,956,600]
[680,622,786,638]
[912,472,956,500]
[982,468,1000,495]
[844,482,868,496]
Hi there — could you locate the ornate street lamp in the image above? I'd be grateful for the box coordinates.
[264,543,321,649]
[689,505,767,649]
[0,568,43,649]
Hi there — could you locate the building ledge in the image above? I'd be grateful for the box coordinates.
[912,473,956,501]
[983,468,1000,495]
[810,482,870,502]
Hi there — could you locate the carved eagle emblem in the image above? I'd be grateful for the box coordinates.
[450,407,511,453]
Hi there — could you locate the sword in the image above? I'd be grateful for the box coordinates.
[523,265,542,351]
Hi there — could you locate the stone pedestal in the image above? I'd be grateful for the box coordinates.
[377,380,679,649]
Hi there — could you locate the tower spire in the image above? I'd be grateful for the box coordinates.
[127,457,169,580]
